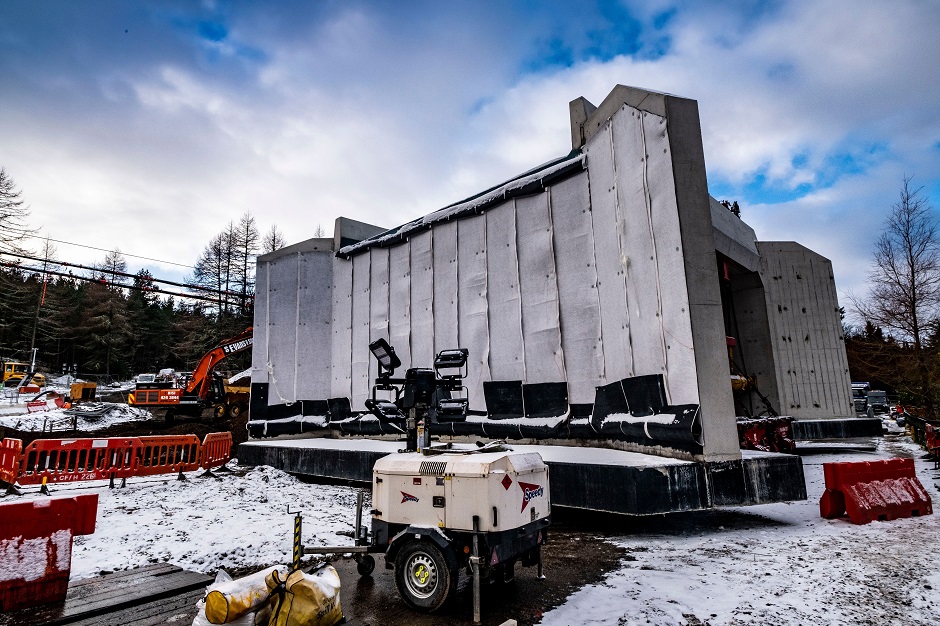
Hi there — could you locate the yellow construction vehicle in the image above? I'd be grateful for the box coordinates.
[1,360,46,388]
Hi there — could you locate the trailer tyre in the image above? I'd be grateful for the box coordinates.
[395,540,455,612]
[357,554,376,577]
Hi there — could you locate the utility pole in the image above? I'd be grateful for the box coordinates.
[29,238,53,362]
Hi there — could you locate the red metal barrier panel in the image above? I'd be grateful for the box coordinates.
[819,459,932,524]
[200,432,233,470]
[8,434,224,486]
[133,435,201,476]
[0,494,98,611]
[18,437,140,485]
[0,438,23,485]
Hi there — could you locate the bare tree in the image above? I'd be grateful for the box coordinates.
[262,225,286,254]
[0,167,33,253]
[855,177,940,414]
[233,212,259,313]
[192,232,229,317]
[95,249,129,288]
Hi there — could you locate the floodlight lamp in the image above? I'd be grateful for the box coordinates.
[434,348,469,371]
[369,338,401,374]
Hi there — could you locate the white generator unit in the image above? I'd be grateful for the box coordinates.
[371,447,550,612]
[303,340,552,615]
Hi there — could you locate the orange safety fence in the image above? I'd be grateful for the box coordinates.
[0,432,232,487]
[134,435,201,476]
[19,437,140,485]
[0,438,22,485]
[200,432,233,470]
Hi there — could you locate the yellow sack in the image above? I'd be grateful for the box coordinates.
[265,566,343,626]
[205,565,287,624]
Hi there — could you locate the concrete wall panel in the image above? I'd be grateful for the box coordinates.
[295,251,332,402]
[350,255,372,409]
[251,260,269,385]
[585,121,633,384]
[368,248,390,387]
[410,230,435,370]
[515,193,567,388]
[485,202,526,381]
[456,216,491,410]
[607,109,666,382]
[330,257,353,400]
[266,253,299,403]
[388,244,412,371]
[433,220,459,358]
[759,242,853,419]
[641,110,697,404]
[549,174,600,403]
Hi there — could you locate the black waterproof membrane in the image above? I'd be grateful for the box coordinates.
[248,374,704,455]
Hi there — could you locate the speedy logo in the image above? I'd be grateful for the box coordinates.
[518,481,543,512]
[400,491,419,503]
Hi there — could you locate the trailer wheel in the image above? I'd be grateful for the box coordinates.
[357,554,376,577]
[395,540,455,612]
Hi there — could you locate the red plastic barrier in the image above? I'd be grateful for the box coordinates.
[0,438,23,485]
[200,432,233,470]
[133,435,201,476]
[5,432,232,486]
[26,400,48,413]
[737,416,795,453]
[0,494,98,611]
[926,425,940,466]
[18,437,140,485]
[819,458,932,524]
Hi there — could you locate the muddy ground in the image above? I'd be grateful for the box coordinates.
[321,509,628,626]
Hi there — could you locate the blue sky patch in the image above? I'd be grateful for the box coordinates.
[197,21,227,43]
[522,1,662,72]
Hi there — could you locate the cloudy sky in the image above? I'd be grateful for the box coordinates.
[2,0,939,314]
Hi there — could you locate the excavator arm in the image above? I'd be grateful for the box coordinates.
[185,327,253,401]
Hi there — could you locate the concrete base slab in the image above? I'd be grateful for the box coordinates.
[792,418,884,440]
[237,438,806,516]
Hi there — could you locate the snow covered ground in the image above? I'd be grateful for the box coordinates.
[0,400,151,433]
[0,381,150,432]
[4,418,939,624]
[539,433,940,626]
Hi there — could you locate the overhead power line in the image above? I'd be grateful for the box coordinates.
[25,235,196,269]
[24,235,261,269]
[1,260,244,304]
[1,251,245,297]
[0,252,251,303]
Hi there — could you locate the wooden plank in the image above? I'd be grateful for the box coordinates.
[51,571,211,621]
[67,589,204,626]
[66,563,179,590]
[16,566,212,626]
[52,569,201,608]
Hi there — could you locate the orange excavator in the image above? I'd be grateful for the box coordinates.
[129,327,253,422]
